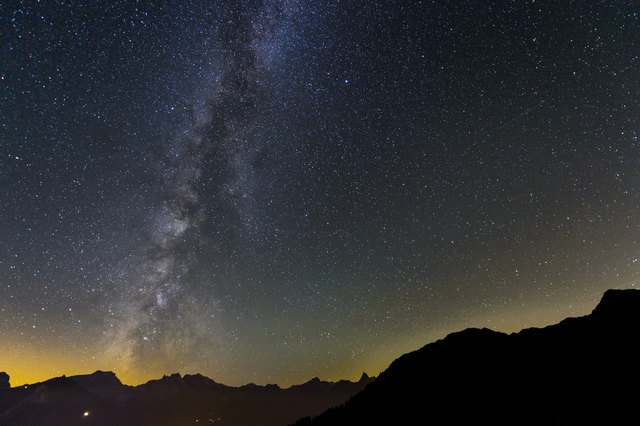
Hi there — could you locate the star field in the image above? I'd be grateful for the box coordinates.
[1,0,640,386]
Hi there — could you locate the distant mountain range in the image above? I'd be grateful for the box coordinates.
[0,369,372,426]
[294,289,640,425]
[3,289,639,426]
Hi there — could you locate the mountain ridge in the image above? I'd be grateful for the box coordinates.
[3,289,639,426]
[294,288,640,425]
[3,369,372,392]
[0,370,373,426]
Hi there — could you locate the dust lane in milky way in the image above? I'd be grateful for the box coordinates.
[1,0,639,386]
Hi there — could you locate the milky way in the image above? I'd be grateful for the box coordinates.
[104,1,303,376]
[1,0,640,386]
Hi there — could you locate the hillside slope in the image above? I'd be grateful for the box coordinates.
[294,289,640,425]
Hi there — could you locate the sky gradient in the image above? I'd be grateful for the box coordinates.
[2,0,639,387]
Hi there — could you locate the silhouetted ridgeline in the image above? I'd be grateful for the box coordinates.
[3,289,639,426]
[294,289,640,426]
[0,370,372,426]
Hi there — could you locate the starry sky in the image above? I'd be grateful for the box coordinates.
[2,0,640,387]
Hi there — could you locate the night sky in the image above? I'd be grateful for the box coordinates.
[2,0,639,387]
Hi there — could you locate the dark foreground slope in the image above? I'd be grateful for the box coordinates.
[0,370,372,426]
[295,289,640,426]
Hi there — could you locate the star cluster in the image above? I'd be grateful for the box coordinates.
[1,0,639,386]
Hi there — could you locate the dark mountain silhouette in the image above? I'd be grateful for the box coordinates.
[294,289,640,426]
[0,373,9,390]
[0,370,372,426]
[3,289,639,426]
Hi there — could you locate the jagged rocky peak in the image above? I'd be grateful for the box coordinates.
[358,372,370,383]
[158,373,184,385]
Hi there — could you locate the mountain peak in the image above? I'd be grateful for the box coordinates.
[163,373,182,380]
[68,370,124,395]
[592,288,640,318]
[0,372,9,389]
[358,372,370,383]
